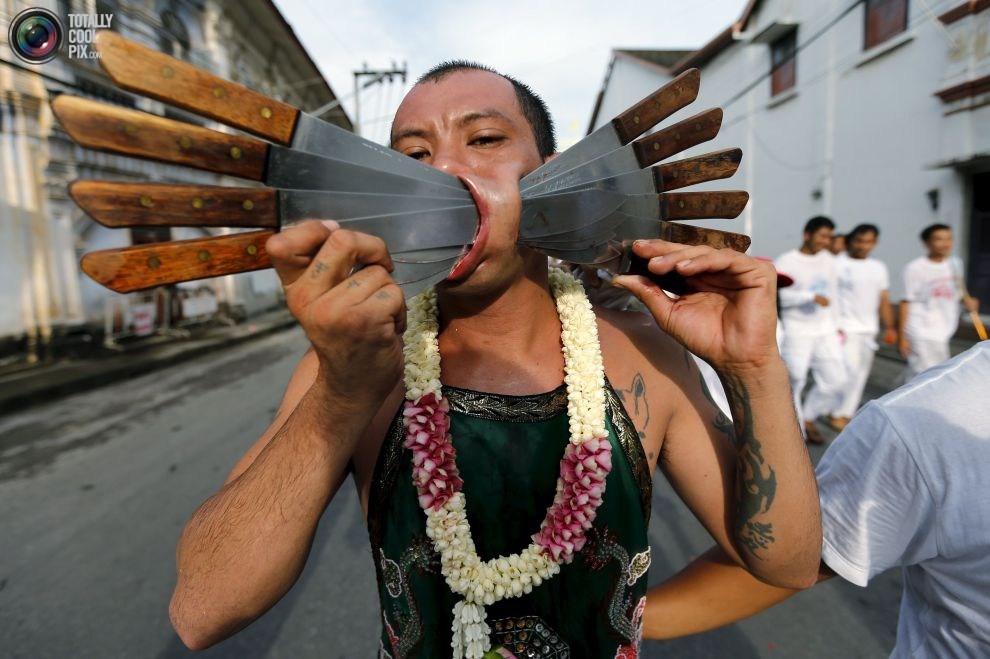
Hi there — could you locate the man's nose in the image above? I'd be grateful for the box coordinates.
[429,147,468,176]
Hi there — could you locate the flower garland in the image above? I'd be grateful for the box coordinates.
[401,268,613,659]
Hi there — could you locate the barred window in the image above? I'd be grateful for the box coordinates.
[771,30,797,97]
[864,0,908,50]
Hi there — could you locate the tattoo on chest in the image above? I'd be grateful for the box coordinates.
[722,373,778,558]
[615,373,649,440]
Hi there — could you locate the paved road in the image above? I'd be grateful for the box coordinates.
[0,327,903,658]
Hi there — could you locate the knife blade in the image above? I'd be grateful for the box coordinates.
[519,69,700,192]
[523,107,724,198]
[93,30,466,193]
[51,95,472,200]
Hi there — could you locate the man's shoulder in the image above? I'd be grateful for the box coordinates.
[594,307,687,378]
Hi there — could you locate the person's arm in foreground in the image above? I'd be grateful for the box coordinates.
[170,223,405,649]
[641,546,834,639]
[615,241,822,589]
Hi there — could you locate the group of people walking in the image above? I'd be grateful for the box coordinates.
[775,217,979,443]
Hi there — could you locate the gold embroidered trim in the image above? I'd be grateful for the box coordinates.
[443,383,569,423]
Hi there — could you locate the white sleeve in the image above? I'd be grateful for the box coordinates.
[879,263,890,291]
[815,402,939,586]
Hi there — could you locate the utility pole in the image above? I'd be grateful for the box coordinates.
[352,62,406,137]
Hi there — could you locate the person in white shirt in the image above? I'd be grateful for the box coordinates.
[642,343,990,659]
[899,224,979,379]
[823,224,896,431]
[775,216,846,444]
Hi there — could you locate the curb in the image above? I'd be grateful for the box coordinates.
[0,315,298,413]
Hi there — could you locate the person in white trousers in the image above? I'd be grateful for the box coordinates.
[775,216,847,444]
[823,224,896,432]
[899,224,980,380]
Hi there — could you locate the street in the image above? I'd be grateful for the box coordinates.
[0,326,902,658]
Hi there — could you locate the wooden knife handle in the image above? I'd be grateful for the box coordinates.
[612,69,701,145]
[654,148,742,192]
[632,107,723,169]
[70,181,279,229]
[660,191,749,220]
[81,231,273,293]
[94,30,299,146]
[620,222,751,294]
[51,95,268,181]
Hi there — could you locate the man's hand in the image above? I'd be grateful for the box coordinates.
[266,221,406,416]
[814,295,830,307]
[898,336,911,359]
[612,240,779,373]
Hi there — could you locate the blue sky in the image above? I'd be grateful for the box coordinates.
[272,0,749,147]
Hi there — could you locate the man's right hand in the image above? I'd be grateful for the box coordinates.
[814,295,830,307]
[265,221,406,416]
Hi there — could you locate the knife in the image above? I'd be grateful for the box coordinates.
[51,95,472,200]
[92,30,465,193]
[523,107,725,197]
[79,230,461,295]
[519,69,701,192]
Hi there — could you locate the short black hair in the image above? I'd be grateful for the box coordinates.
[803,215,835,235]
[921,223,951,242]
[847,223,879,242]
[414,60,557,160]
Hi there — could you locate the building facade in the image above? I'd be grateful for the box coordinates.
[589,0,989,305]
[0,0,351,362]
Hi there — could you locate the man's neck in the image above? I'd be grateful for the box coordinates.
[435,259,565,393]
[799,245,816,255]
[927,253,947,263]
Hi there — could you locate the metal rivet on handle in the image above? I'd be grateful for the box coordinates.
[191,197,204,209]
[230,146,242,159]
[178,136,193,149]
[260,107,273,119]
[140,195,154,208]
[246,244,258,255]
[197,250,210,262]
[147,256,161,269]
[653,143,660,151]
[123,123,138,135]
[242,199,254,211]
[161,66,175,79]
[633,115,640,125]
[213,86,227,99]
[678,200,686,209]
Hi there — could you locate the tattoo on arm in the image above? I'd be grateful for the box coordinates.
[722,373,777,559]
[615,373,650,440]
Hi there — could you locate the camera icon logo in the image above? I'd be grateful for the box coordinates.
[8,7,64,64]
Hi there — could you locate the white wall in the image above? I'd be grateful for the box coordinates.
[591,0,989,299]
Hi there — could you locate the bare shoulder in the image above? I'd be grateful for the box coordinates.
[594,307,698,472]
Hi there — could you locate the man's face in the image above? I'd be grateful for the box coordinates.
[925,228,953,259]
[803,227,833,254]
[847,231,877,259]
[390,70,544,292]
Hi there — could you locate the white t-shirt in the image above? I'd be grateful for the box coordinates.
[902,256,962,341]
[835,253,889,335]
[774,249,838,336]
[817,343,990,658]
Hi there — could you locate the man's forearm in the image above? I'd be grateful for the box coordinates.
[169,382,366,649]
[643,546,829,640]
[719,359,822,588]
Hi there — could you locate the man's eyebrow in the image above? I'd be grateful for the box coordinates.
[391,127,429,146]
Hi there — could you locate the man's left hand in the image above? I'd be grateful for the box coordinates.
[613,240,779,373]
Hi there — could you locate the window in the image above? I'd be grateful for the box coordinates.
[158,9,189,59]
[770,30,797,97]
[864,0,908,50]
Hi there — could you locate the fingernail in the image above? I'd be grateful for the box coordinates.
[321,220,340,231]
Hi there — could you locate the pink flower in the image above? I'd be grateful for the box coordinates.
[403,394,463,511]
[533,437,612,563]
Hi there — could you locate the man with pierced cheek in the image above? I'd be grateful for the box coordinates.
[168,61,821,658]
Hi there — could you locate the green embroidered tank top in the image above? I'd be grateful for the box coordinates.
[367,379,653,658]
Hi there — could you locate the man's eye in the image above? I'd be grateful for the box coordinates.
[471,134,504,147]
[406,150,429,161]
